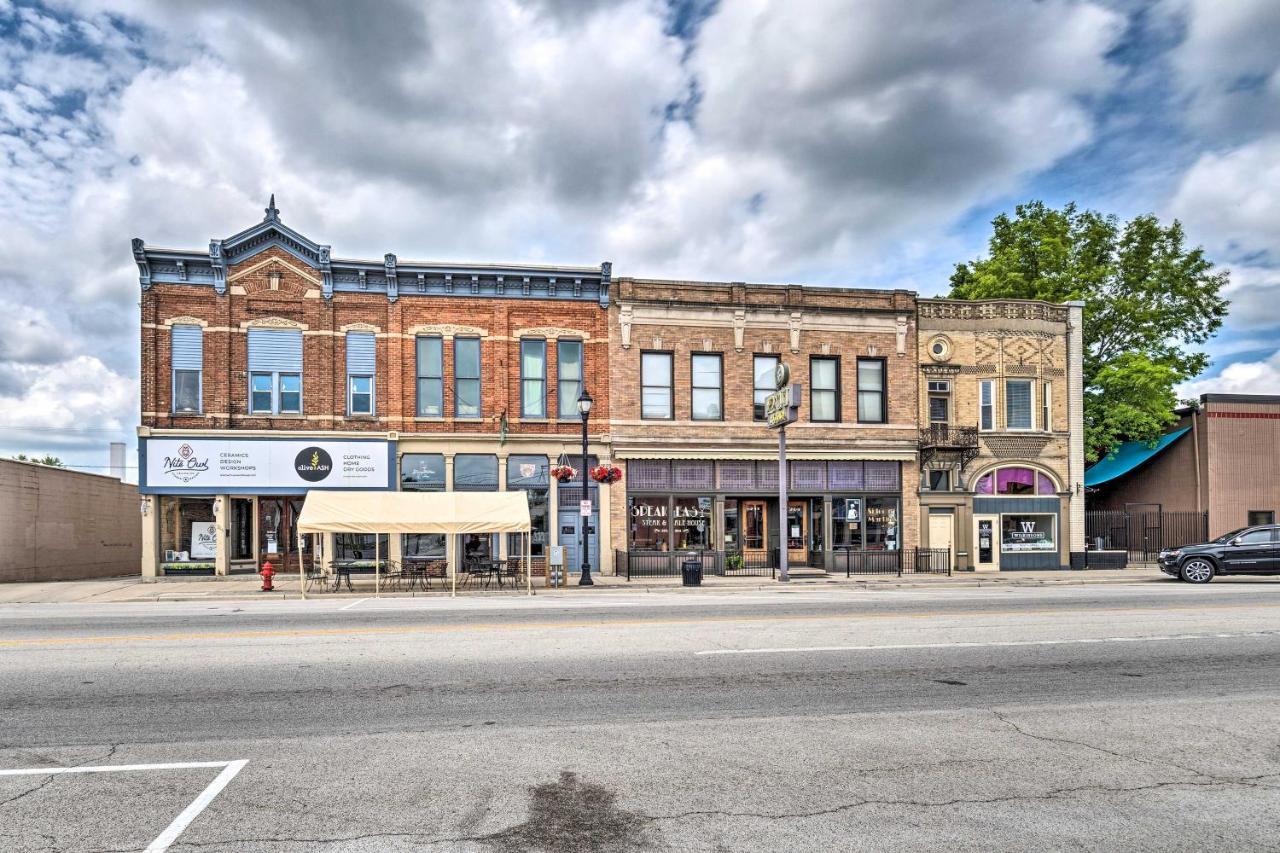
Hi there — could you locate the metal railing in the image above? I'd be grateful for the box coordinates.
[1085,511,1208,560]
[918,424,979,448]
[616,548,953,579]
[839,547,952,577]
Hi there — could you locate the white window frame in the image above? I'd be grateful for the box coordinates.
[1005,378,1034,432]
[455,336,482,420]
[250,371,302,415]
[1042,381,1052,432]
[416,336,444,418]
[172,369,202,415]
[348,374,374,416]
[979,380,995,431]
[520,338,547,419]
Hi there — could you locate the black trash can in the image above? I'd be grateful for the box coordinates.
[681,556,702,587]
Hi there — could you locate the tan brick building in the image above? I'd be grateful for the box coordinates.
[607,277,921,575]
[135,200,613,578]
[915,299,1086,570]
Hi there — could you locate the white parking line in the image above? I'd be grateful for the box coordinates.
[339,598,369,611]
[0,759,248,852]
[697,630,1280,655]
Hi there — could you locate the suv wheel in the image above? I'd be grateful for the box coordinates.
[1180,558,1215,584]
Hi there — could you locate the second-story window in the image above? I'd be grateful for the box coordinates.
[346,331,375,416]
[856,358,886,423]
[557,339,583,419]
[416,336,443,417]
[247,328,302,415]
[691,353,722,421]
[641,351,673,419]
[1005,379,1033,430]
[979,380,995,430]
[1042,381,1052,432]
[171,324,203,414]
[753,355,779,421]
[520,339,547,418]
[455,337,481,419]
[927,380,950,424]
[810,356,839,422]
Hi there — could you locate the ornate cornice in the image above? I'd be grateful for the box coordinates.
[162,316,209,328]
[239,316,308,331]
[407,323,489,339]
[512,326,591,341]
[919,299,1069,324]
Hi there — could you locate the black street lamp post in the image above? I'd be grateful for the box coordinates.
[577,387,594,585]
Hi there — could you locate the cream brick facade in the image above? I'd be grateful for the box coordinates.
[916,299,1085,570]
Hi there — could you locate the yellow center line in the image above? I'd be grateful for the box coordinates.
[1,601,1277,648]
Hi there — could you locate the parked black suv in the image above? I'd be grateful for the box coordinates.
[1158,525,1280,583]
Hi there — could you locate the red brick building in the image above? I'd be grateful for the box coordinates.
[136,200,612,577]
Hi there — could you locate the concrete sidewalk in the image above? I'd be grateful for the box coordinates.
[0,567,1183,604]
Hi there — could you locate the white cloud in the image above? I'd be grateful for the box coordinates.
[1179,348,1280,398]
[1169,136,1280,254]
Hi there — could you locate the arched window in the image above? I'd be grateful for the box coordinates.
[974,466,1057,496]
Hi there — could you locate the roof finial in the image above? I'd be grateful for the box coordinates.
[264,193,279,222]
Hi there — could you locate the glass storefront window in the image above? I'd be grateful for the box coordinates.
[786,503,805,550]
[507,455,549,557]
[402,454,446,491]
[672,497,713,551]
[404,533,446,559]
[1001,514,1056,552]
[723,499,739,550]
[832,497,863,549]
[976,467,1057,496]
[630,497,669,551]
[454,454,498,491]
[159,496,216,563]
[865,497,899,551]
[334,534,389,560]
[230,498,254,560]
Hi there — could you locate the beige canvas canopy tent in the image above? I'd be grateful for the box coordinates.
[295,491,533,597]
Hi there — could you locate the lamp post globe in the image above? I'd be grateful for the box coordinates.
[578,388,594,585]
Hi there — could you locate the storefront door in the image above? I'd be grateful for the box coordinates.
[743,500,768,562]
[974,515,999,571]
[259,497,306,572]
[787,500,808,565]
[928,512,955,571]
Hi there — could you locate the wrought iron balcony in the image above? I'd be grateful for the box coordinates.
[919,424,980,467]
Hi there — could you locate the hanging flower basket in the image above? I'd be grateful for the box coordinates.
[589,464,623,484]
[550,464,577,482]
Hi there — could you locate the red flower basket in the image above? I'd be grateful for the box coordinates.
[550,464,576,482]
[589,464,622,484]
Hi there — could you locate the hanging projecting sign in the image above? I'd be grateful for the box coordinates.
[140,437,394,493]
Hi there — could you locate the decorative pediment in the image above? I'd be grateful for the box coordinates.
[221,196,325,268]
[226,255,321,287]
[239,316,309,331]
[162,315,209,327]
[407,323,488,338]
[340,322,381,333]
[512,326,591,341]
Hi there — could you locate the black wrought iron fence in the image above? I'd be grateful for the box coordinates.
[1085,511,1208,560]
[617,550,778,580]
[839,547,952,576]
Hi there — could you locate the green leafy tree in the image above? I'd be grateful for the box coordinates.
[12,454,65,467]
[950,201,1229,462]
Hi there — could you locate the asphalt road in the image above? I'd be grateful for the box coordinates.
[1,582,1278,852]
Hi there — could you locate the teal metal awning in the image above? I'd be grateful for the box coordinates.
[1084,427,1191,488]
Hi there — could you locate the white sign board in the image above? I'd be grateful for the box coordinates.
[580,499,592,517]
[143,438,391,492]
[190,522,217,559]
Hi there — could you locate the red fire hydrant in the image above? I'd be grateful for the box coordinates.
[260,560,275,592]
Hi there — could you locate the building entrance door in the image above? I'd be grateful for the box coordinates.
[787,500,808,565]
[928,512,955,571]
[259,497,306,573]
[742,500,768,563]
[974,514,999,572]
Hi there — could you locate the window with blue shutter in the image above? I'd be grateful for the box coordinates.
[346,332,376,416]
[171,325,203,414]
[247,328,303,414]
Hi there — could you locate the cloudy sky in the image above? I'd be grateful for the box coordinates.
[1,0,1278,478]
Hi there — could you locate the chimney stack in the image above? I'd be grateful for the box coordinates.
[109,442,126,480]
